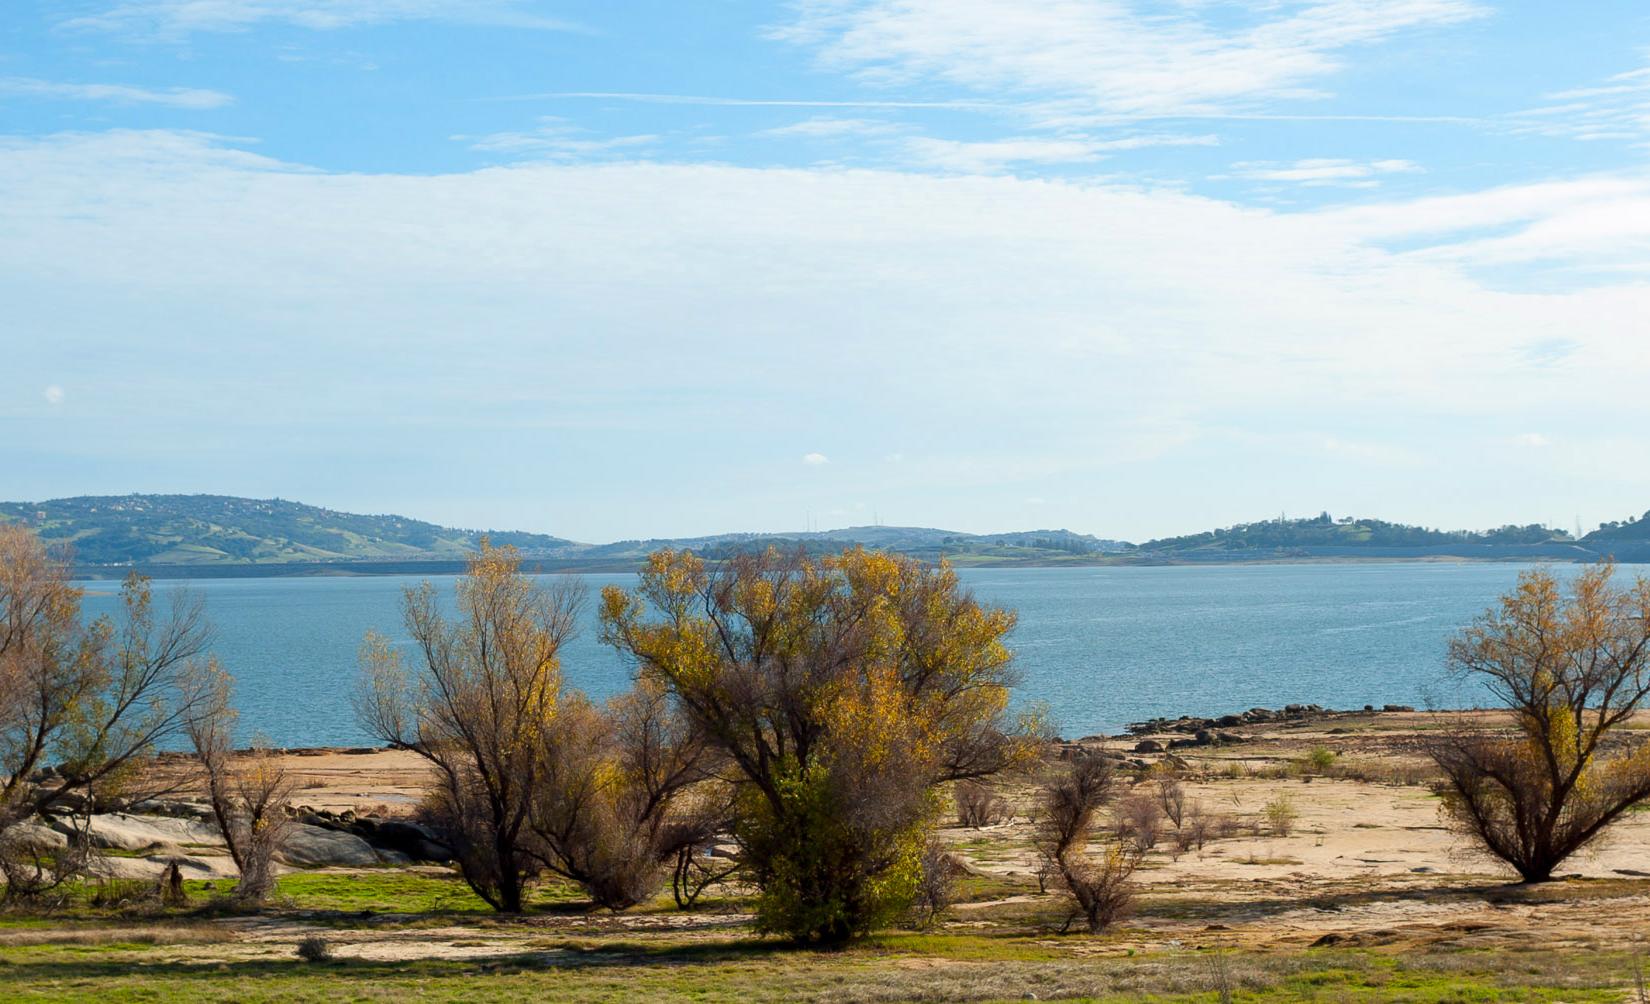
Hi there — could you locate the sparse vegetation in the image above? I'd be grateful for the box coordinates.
[1263,794,1298,837]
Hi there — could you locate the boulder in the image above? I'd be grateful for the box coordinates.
[4,822,68,852]
[95,853,239,881]
[60,813,222,852]
[364,820,453,863]
[278,824,383,868]
[1132,739,1164,754]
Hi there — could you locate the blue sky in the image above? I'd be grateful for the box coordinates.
[4,1,1650,542]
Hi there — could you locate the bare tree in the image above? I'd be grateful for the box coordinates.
[955,780,1008,828]
[1152,767,1186,830]
[355,542,582,913]
[0,526,213,900]
[527,682,722,910]
[1428,564,1650,882]
[1037,753,1141,934]
[181,657,293,905]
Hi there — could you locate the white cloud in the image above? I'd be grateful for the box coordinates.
[1315,176,1650,274]
[62,1,578,36]
[903,136,1107,172]
[455,117,658,159]
[3,129,1649,493]
[758,117,903,139]
[777,0,1486,119]
[1513,433,1551,448]
[803,452,830,465]
[43,385,65,405]
[0,77,232,110]
[904,132,1215,172]
[1227,157,1422,187]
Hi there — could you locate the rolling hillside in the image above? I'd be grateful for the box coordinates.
[0,495,574,566]
[0,495,1127,569]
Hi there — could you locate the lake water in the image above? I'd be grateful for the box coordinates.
[76,562,1567,747]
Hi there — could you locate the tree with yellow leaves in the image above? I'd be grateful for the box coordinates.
[355,542,581,912]
[1429,563,1650,882]
[600,546,1035,943]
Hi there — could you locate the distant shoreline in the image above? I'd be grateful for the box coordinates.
[72,549,1649,580]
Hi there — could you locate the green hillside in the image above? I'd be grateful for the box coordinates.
[0,495,1129,569]
[1138,511,1573,556]
[0,495,574,566]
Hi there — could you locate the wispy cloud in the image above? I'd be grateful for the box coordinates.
[1225,157,1422,188]
[903,132,1214,172]
[495,91,1005,111]
[455,117,657,159]
[0,76,232,109]
[62,1,580,36]
[757,116,903,139]
[1511,56,1650,146]
[7,130,1650,537]
[777,0,1487,119]
[803,452,830,465]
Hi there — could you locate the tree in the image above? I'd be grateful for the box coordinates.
[1037,752,1140,934]
[181,657,293,905]
[600,546,1033,944]
[1428,564,1650,882]
[355,542,581,912]
[527,680,724,910]
[0,526,213,899]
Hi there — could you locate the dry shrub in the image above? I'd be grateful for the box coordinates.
[1115,792,1163,850]
[296,935,333,963]
[1151,766,1186,830]
[1038,753,1141,934]
[1174,802,1212,853]
[911,840,958,929]
[955,781,1008,828]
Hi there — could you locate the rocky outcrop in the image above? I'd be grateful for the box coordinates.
[291,808,454,864]
[277,825,385,868]
[1124,704,1391,737]
[52,813,222,852]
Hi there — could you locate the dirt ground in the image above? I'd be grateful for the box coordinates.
[210,710,1650,962]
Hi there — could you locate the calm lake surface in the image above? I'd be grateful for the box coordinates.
[76,563,1567,747]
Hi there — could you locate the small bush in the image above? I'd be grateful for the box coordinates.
[296,935,333,963]
[1263,794,1298,837]
[1115,792,1163,850]
[1301,747,1337,774]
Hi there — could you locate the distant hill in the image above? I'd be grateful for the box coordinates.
[0,495,1128,570]
[584,526,1130,566]
[1135,512,1595,562]
[1584,511,1650,543]
[0,495,574,566]
[7,495,1647,573]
